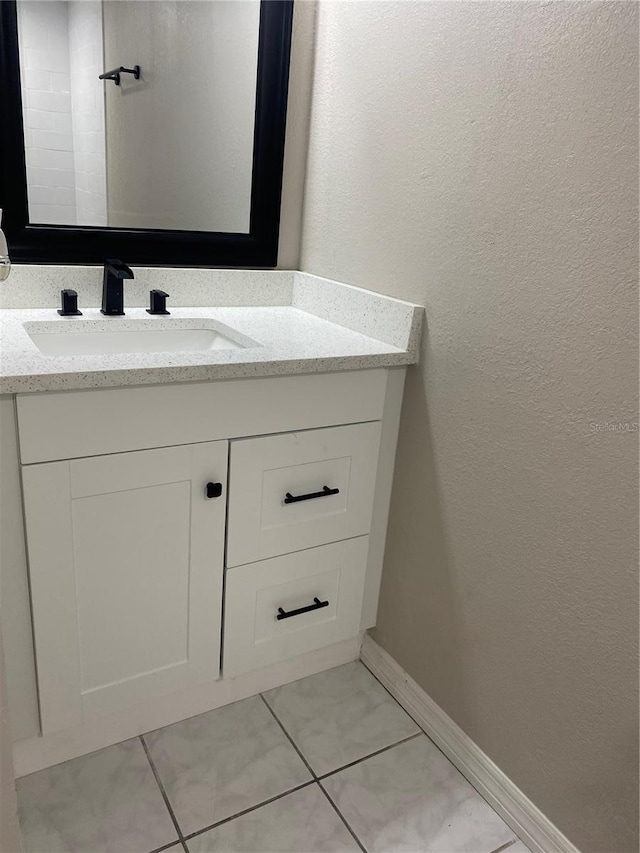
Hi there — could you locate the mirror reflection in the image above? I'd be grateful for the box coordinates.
[17,0,260,232]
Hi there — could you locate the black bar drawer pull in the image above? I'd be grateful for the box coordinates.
[277,597,329,621]
[284,485,339,504]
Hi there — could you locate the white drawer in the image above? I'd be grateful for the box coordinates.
[226,422,381,567]
[223,537,368,677]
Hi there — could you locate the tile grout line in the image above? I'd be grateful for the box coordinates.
[490,840,518,853]
[260,691,423,853]
[259,692,370,852]
[260,691,423,782]
[260,692,318,779]
[182,780,316,842]
[317,779,368,853]
[317,731,423,781]
[139,735,189,853]
[148,686,421,851]
[148,841,188,853]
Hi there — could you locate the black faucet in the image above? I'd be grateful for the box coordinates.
[101,259,134,316]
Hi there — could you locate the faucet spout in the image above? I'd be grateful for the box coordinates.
[101,259,134,316]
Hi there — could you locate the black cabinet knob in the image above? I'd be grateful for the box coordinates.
[205,482,223,499]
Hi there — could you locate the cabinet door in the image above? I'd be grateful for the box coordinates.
[22,441,227,734]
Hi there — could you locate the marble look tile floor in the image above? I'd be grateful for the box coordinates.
[17,662,531,853]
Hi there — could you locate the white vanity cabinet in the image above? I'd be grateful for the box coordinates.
[5,367,406,773]
[22,442,228,734]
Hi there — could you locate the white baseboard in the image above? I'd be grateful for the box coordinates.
[360,634,580,853]
[14,635,362,777]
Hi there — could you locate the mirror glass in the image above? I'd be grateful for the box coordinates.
[16,0,260,232]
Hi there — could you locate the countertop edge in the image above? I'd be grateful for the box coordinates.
[0,351,416,395]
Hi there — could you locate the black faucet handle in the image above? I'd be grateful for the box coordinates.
[105,258,134,279]
[146,289,170,315]
[58,289,82,316]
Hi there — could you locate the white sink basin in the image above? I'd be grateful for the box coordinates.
[24,319,257,357]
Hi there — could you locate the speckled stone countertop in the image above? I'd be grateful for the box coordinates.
[0,269,423,394]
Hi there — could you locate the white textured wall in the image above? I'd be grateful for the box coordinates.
[68,1,107,227]
[301,3,639,851]
[18,0,77,225]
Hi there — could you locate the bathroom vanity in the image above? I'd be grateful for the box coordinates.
[0,0,424,795]
[0,267,422,776]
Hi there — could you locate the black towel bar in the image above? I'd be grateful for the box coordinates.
[99,65,140,86]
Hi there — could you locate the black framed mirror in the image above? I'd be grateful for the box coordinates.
[0,0,293,267]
